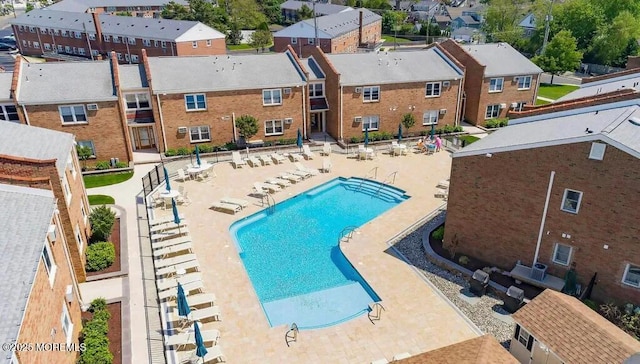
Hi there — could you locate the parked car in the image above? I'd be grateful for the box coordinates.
[0,42,16,51]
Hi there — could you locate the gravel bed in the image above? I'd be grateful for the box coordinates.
[392,212,515,347]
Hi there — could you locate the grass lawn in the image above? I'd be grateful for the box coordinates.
[382,35,412,44]
[536,98,551,105]
[88,195,115,205]
[458,135,480,145]
[83,171,133,188]
[537,83,579,100]
[227,43,273,51]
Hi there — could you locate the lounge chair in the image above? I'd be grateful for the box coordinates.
[434,188,448,199]
[246,155,261,167]
[437,179,450,189]
[259,155,272,166]
[271,153,286,164]
[157,280,203,300]
[210,202,241,214]
[302,145,315,160]
[176,168,190,182]
[151,228,190,242]
[266,178,290,188]
[254,182,280,193]
[252,183,269,198]
[220,197,249,209]
[152,241,193,258]
[294,162,320,176]
[321,142,331,156]
[187,305,222,322]
[168,293,217,308]
[231,151,247,169]
[149,215,186,227]
[165,328,220,349]
[156,272,202,292]
[155,259,200,278]
[278,172,302,183]
[288,153,303,162]
[176,191,192,206]
[321,158,332,173]
[178,344,225,364]
[152,236,192,250]
[287,169,311,179]
[151,194,165,209]
[154,253,198,269]
[150,221,188,234]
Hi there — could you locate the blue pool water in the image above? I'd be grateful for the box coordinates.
[230,177,410,329]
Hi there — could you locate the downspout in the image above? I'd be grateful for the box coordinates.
[54,207,84,306]
[21,104,31,125]
[232,112,237,142]
[454,78,463,126]
[533,73,541,105]
[533,170,555,265]
[155,94,168,153]
[339,84,344,140]
[301,84,307,139]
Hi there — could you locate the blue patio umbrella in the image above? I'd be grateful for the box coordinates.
[194,321,208,359]
[171,198,181,225]
[176,283,191,318]
[430,124,436,140]
[195,145,201,166]
[397,123,403,142]
[296,128,303,152]
[163,166,171,192]
[364,126,369,148]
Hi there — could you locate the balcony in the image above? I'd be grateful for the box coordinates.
[510,263,565,291]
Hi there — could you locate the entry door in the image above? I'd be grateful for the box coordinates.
[311,113,323,132]
[132,126,156,149]
[530,340,549,364]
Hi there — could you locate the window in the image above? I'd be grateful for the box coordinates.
[57,45,63,53]
[362,115,379,131]
[206,39,211,47]
[40,27,47,34]
[72,47,77,54]
[489,78,503,92]
[116,53,123,61]
[29,26,35,33]
[42,241,57,286]
[485,104,500,119]
[124,93,151,110]
[265,120,284,136]
[518,76,532,90]
[308,38,315,45]
[59,105,87,124]
[78,48,85,55]
[622,264,640,288]
[425,82,441,97]
[60,303,73,345]
[113,36,120,43]
[62,174,72,205]
[61,30,68,37]
[91,50,99,56]
[44,43,51,50]
[33,41,40,48]
[291,37,297,45]
[192,41,198,48]
[74,224,83,253]
[131,55,139,63]
[561,189,583,214]
[88,33,96,40]
[161,41,167,48]
[143,39,151,47]
[514,325,534,351]
[22,40,26,47]
[189,126,210,142]
[552,243,572,266]
[185,94,206,111]
[18,25,24,32]
[262,89,282,106]
[77,140,95,157]
[67,154,76,179]
[54,29,60,36]
[513,101,527,112]
[81,203,87,224]
[125,54,130,62]
[362,86,380,102]
[589,142,606,160]
[0,105,19,122]
[154,40,159,47]
[74,31,82,39]
[423,110,439,125]
[104,34,110,42]
[128,37,136,45]
[309,83,323,97]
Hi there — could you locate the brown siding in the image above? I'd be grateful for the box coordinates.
[444,142,640,304]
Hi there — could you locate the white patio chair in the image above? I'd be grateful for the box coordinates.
[167,293,216,309]
[220,197,250,209]
[156,272,202,292]
[155,259,200,278]
[231,151,247,168]
[302,145,315,160]
[210,202,241,214]
[164,328,220,349]
[321,158,332,173]
[178,344,225,364]
[152,241,193,258]
[255,182,280,193]
[176,168,190,182]
[176,191,192,206]
[321,142,331,156]
[289,153,303,162]
[266,178,290,188]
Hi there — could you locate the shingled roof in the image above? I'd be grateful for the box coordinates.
[395,335,518,364]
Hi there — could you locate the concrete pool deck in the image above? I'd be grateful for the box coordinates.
[152,147,481,363]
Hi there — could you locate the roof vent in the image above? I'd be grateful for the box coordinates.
[629,117,640,126]
[585,128,593,134]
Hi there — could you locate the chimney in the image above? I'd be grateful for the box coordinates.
[91,11,103,54]
[358,10,363,46]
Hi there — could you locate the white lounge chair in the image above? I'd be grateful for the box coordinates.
[294,162,320,176]
[152,241,193,258]
[289,153,303,162]
[154,253,198,269]
[152,236,192,250]
[302,145,315,160]
[156,272,202,292]
[321,142,331,156]
[271,153,286,164]
[187,305,222,322]
[176,191,192,206]
[259,155,272,166]
[157,280,203,300]
[151,228,190,242]
[252,183,269,198]
[266,178,290,188]
[210,202,241,214]
[167,293,217,309]
[179,344,225,364]
[254,182,280,193]
[220,197,249,209]
[151,194,165,209]
[287,169,311,179]
[149,215,186,227]
[434,188,448,199]
[150,221,188,234]
[246,155,261,167]
[165,328,220,349]
[279,172,302,183]
[321,158,332,173]
[156,259,200,278]
[437,179,450,189]
[231,151,247,168]
[176,168,190,182]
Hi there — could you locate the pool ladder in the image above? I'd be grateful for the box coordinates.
[263,194,276,214]
[374,171,398,197]
[355,167,379,192]
[285,323,299,347]
[368,303,386,325]
[339,226,358,243]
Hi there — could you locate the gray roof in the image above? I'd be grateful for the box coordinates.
[47,0,187,12]
[455,101,640,158]
[463,43,542,77]
[305,57,325,80]
[17,60,117,104]
[0,121,75,175]
[280,0,352,15]
[557,71,640,102]
[274,8,381,39]
[0,73,13,101]
[452,26,479,37]
[447,3,485,19]
[456,15,479,25]
[518,13,536,29]
[326,47,463,85]
[12,9,224,41]
[119,64,148,89]
[0,184,55,364]
[147,53,307,94]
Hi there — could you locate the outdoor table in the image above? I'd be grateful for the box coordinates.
[393,144,407,156]
[186,163,213,179]
[159,190,180,205]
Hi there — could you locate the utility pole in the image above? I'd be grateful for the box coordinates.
[541,0,554,54]
[313,0,319,48]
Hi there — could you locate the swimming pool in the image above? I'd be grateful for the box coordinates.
[230,177,410,329]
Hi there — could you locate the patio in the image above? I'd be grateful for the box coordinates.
[151,146,482,363]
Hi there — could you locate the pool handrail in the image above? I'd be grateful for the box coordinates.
[355,167,378,192]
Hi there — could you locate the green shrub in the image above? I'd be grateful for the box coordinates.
[92,308,111,323]
[89,298,107,313]
[79,301,113,364]
[453,125,464,132]
[89,206,116,242]
[114,161,128,169]
[459,255,470,265]
[79,339,113,364]
[379,131,393,140]
[432,226,445,240]
[86,242,115,271]
[196,144,213,153]
[420,130,428,136]
[583,299,598,311]
[164,149,177,157]
[223,142,237,150]
[442,124,455,134]
[176,147,190,155]
[350,136,361,143]
[95,161,110,170]
[484,118,509,129]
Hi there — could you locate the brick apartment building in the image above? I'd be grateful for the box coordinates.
[11,9,225,63]
[280,0,353,23]
[437,40,542,125]
[46,0,187,18]
[554,67,640,103]
[0,183,84,364]
[273,8,382,57]
[444,99,640,304]
[305,46,465,141]
[0,122,92,283]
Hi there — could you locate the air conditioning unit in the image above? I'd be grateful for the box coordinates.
[531,263,548,281]
[353,116,362,123]
[439,108,447,114]
[177,126,188,134]
[283,88,292,95]
[65,285,74,304]
[354,87,362,94]
[500,103,507,109]
[510,102,519,108]
[47,224,57,242]
[442,81,451,88]
[284,118,293,125]
[513,76,520,82]
[86,103,99,111]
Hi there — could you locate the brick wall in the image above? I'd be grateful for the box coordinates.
[274,37,332,57]
[444,142,640,304]
[475,74,539,123]
[175,39,226,56]
[308,46,341,139]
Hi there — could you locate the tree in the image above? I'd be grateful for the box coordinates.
[250,29,273,51]
[89,205,116,243]
[532,30,582,83]
[226,21,243,45]
[25,3,34,12]
[228,0,268,29]
[236,115,259,141]
[161,1,191,20]
[550,0,603,51]
[161,0,229,32]
[401,113,415,135]
[588,11,640,66]
[483,0,526,44]
[297,4,314,20]
[258,0,283,24]
[382,11,404,34]
[76,145,92,170]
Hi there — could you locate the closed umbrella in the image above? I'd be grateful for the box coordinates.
[296,128,303,153]
[176,283,191,318]
[397,123,402,142]
[430,124,436,140]
[194,321,208,360]
[364,126,369,148]
[195,145,201,166]
[172,198,181,225]
[163,166,171,192]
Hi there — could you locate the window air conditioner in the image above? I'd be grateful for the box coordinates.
[354,87,362,94]
[284,118,293,125]
[439,109,447,114]
[47,224,57,242]
[353,116,362,123]
[65,285,74,304]
[500,103,507,109]
[177,127,188,133]
[510,102,519,108]
[442,81,451,88]
[283,88,292,95]
[513,76,520,82]
[86,103,99,111]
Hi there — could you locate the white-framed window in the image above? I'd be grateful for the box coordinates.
[513,101,527,112]
[131,54,139,63]
[91,50,99,56]
[425,82,441,97]
[54,29,60,36]
[103,34,110,42]
[42,241,57,287]
[116,53,123,61]
[154,40,159,47]
[64,46,71,53]
[308,38,315,45]
[44,43,51,50]
[113,36,121,43]
[362,86,380,102]
[33,41,40,48]
[62,174,72,205]
[552,243,572,266]
[265,119,284,136]
[485,104,500,119]
[77,140,96,157]
[589,142,606,160]
[60,303,73,345]
[29,26,35,33]
[61,30,68,37]
[291,37,297,45]
[74,223,83,253]
[57,45,63,53]
[309,83,323,97]
[18,25,24,32]
[622,264,640,288]
[21,40,26,47]
[78,48,85,55]
[362,115,379,131]
[88,33,96,40]
[489,78,503,92]
[423,110,439,125]
[74,31,82,39]
[67,154,76,179]
[189,126,210,142]
[125,54,130,62]
[143,39,151,47]
[561,189,583,214]
[0,105,19,122]
[206,39,211,47]
[262,89,282,106]
[185,94,206,111]
[514,325,534,351]
[161,41,167,48]
[124,93,151,110]
[81,203,87,224]
[59,105,87,124]
[192,41,198,48]
[128,37,136,45]
[518,75,532,90]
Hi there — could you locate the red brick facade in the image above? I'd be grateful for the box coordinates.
[444,142,640,304]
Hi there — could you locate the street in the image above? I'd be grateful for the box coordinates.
[539,72,584,85]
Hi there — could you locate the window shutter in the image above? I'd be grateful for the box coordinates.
[526,334,534,351]
[514,324,520,340]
